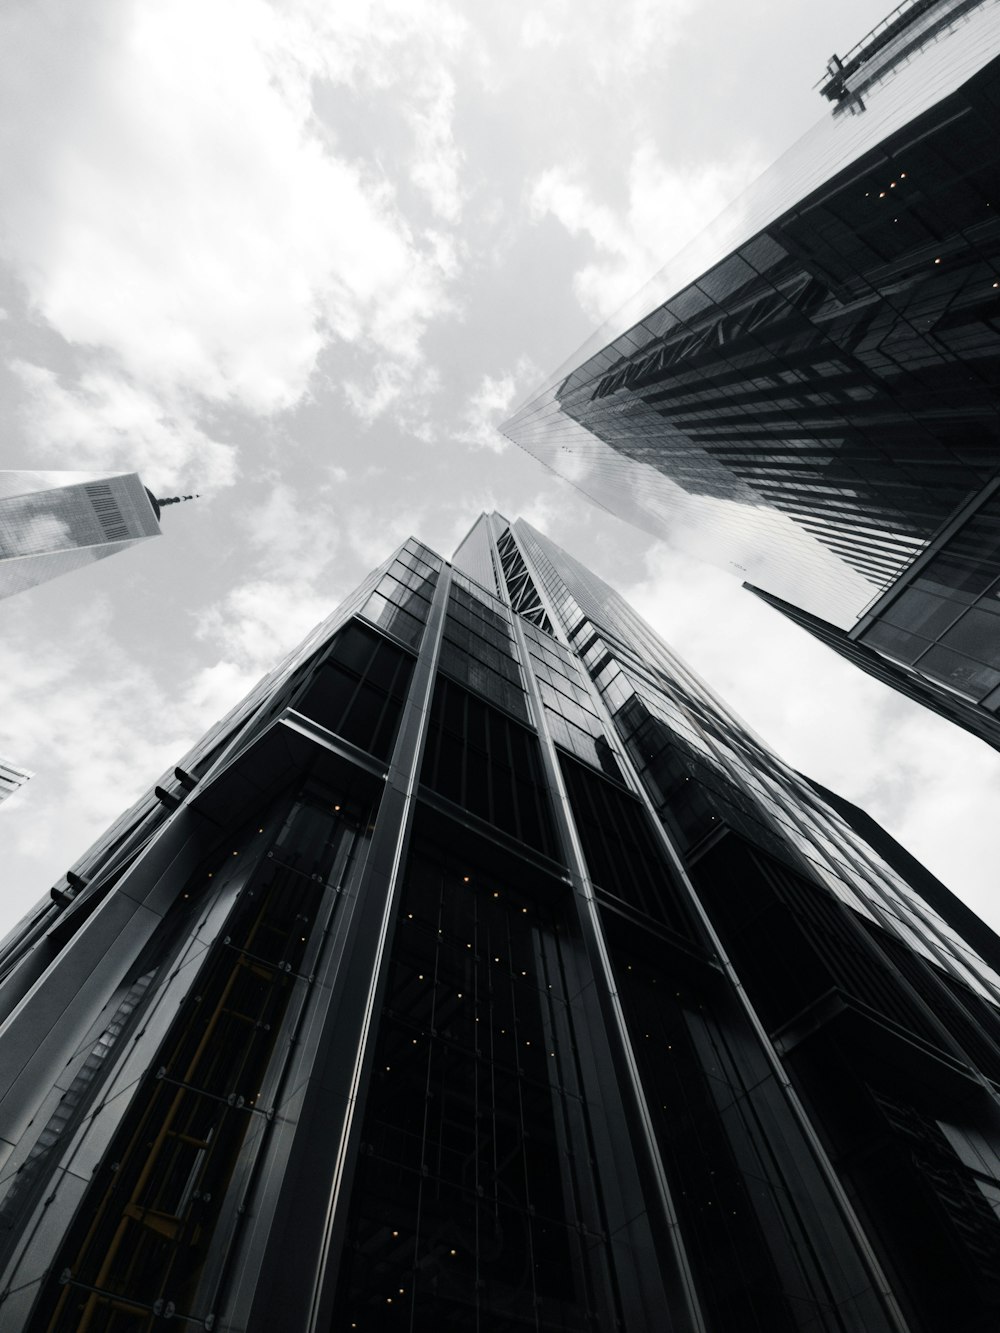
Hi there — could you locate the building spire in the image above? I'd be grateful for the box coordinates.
[145,488,200,521]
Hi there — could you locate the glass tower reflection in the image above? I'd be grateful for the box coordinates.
[502,0,1000,748]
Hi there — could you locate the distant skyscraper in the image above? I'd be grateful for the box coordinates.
[0,757,32,807]
[0,472,164,599]
[2,514,1000,1332]
[502,0,1000,750]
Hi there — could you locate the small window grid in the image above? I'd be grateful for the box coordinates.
[360,558,437,651]
[438,585,529,723]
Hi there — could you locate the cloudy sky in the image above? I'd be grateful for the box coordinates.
[2,0,998,939]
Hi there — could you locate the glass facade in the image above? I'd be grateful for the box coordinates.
[2,515,1000,1331]
[501,3,1000,743]
[0,471,162,599]
[0,756,32,807]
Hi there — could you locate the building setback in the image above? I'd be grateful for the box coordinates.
[1,515,1000,1331]
[501,0,1000,751]
[0,472,164,600]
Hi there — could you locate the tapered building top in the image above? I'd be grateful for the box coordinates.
[0,470,166,599]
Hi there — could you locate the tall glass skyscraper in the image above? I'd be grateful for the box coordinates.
[0,472,164,600]
[2,515,999,1332]
[501,0,1000,750]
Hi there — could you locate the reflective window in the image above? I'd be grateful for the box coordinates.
[293,620,414,759]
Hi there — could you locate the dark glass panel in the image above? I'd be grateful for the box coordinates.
[36,794,358,1331]
[915,555,997,604]
[941,606,1000,669]
[332,842,630,1330]
[608,941,800,1332]
[861,620,930,665]
[420,678,559,859]
[558,751,695,938]
[294,620,415,759]
[917,644,1000,699]
[362,590,425,649]
[880,585,964,639]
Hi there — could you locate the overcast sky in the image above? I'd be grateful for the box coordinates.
[1,0,998,940]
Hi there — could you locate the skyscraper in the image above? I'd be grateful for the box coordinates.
[2,514,999,1332]
[0,472,164,600]
[501,0,1000,750]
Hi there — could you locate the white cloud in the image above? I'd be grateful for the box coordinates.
[341,502,430,571]
[519,0,695,83]
[282,0,466,92]
[0,602,193,891]
[456,356,538,452]
[410,72,465,223]
[193,480,353,674]
[197,577,336,677]
[244,481,342,581]
[182,658,264,726]
[530,140,763,319]
[11,362,236,492]
[342,360,443,429]
[0,0,468,465]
